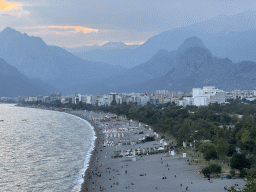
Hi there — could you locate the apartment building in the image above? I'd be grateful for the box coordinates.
[192,86,225,106]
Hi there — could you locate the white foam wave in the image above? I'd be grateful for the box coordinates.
[70,115,97,192]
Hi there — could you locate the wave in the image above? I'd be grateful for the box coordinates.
[71,116,97,192]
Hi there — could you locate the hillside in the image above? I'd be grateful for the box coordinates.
[67,11,256,68]
[0,27,127,95]
[84,37,256,94]
[0,58,55,97]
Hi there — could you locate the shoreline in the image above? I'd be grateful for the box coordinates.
[63,110,100,192]
[70,110,245,192]
[16,105,245,191]
[15,104,100,192]
[78,113,100,192]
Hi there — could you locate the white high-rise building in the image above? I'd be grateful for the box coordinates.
[72,93,82,104]
[86,95,93,104]
[192,86,226,106]
[156,90,169,96]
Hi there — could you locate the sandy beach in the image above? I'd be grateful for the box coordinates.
[69,110,245,192]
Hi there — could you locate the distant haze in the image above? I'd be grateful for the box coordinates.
[1,26,256,96]
[2,1,256,96]
[2,1,256,47]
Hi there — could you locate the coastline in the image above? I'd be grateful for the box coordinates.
[64,110,100,192]
[16,105,245,191]
[15,105,100,192]
[78,113,100,192]
[70,110,245,192]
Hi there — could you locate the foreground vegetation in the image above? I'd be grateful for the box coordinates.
[22,99,256,191]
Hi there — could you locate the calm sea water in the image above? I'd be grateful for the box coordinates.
[0,104,96,192]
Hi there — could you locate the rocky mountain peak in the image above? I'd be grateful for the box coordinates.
[101,42,127,48]
[177,36,206,54]
[1,27,22,37]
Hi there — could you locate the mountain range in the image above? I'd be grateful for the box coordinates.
[0,27,127,95]
[84,36,256,93]
[0,58,55,97]
[65,41,139,52]
[2,17,256,96]
[67,10,256,68]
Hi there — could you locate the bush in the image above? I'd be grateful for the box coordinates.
[227,174,232,179]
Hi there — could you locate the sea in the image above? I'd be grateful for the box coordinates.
[0,104,96,192]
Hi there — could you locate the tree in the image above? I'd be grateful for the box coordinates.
[203,147,218,161]
[216,138,230,160]
[209,164,221,175]
[202,166,210,176]
[242,168,256,192]
[240,127,256,153]
[199,142,218,161]
[227,144,236,157]
[202,164,221,177]
[230,153,251,171]
[110,99,117,106]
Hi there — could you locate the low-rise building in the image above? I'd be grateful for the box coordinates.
[28,96,38,102]
[178,97,193,107]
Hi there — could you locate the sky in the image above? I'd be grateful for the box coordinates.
[1,0,256,48]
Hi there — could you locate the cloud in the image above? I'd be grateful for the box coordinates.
[125,41,144,45]
[48,26,98,34]
[0,0,22,11]
[0,0,29,17]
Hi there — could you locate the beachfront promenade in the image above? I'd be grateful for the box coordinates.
[69,110,244,192]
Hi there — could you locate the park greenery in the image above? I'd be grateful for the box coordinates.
[23,98,256,189]
[202,164,222,176]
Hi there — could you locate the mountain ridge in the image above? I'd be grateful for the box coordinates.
[0,27,128,95]
[0,58,56,97]
[66,11,256,68]
[84,36,256,94]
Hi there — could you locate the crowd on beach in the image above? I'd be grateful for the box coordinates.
[68,110,244,192]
